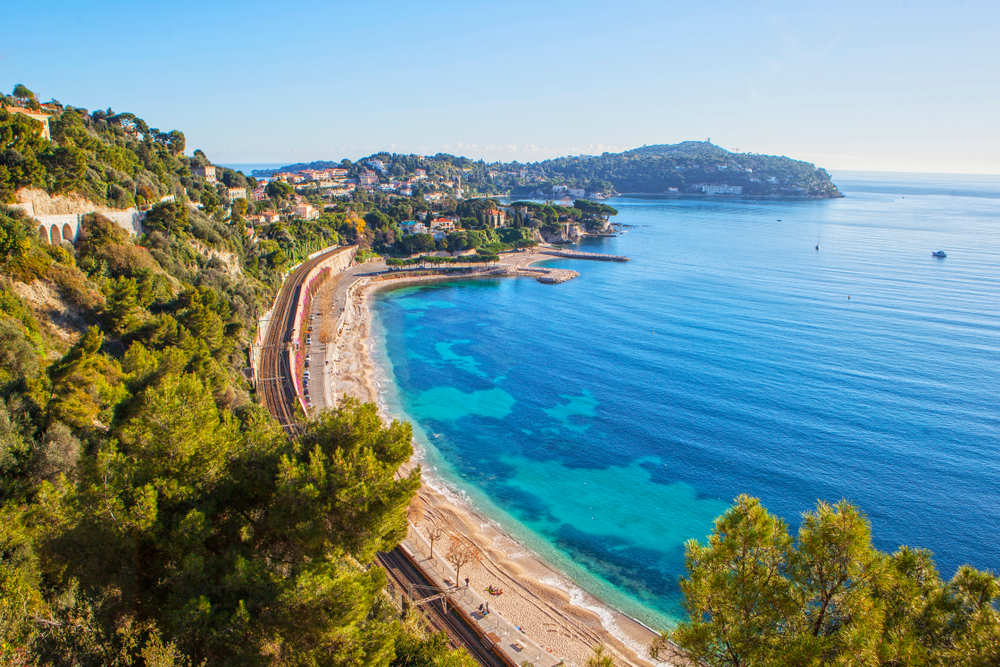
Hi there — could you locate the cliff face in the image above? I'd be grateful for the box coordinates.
[15,188,138,217]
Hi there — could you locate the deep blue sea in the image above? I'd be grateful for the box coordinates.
[371,172,1000,630]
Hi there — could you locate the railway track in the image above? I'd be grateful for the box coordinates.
[257,248,348,434]
[377,548,519,667]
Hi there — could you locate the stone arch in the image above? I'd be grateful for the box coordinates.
[50,225,61,245]
[63,223,74,244]
[38,225,49,244]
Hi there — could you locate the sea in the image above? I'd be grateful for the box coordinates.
[370,171,1000,632]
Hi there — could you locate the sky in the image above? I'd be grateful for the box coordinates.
[3,0,999,174]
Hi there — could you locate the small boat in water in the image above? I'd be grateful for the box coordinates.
[932,250,947,257]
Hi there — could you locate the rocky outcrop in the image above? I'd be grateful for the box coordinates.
[540,223,583,244]
[191,240,243,280]
[11,279,90,347]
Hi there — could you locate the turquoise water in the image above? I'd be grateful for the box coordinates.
[372,172,1000,630]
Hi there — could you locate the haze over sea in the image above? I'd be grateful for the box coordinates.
[371,172,1000,630]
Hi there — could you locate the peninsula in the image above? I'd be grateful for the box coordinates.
[255,140,844,200]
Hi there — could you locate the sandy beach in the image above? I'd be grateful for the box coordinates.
[310,250,689,667]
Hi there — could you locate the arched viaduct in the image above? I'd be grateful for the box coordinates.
[35,210,146,245]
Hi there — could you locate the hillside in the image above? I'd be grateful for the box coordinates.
[0,86,471,666]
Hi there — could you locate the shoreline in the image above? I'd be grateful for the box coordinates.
[312,252,691,667]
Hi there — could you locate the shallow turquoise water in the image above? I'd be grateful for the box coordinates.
[372,172,1000,630]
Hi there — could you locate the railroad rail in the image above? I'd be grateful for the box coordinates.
[378,548,521,667]
[257,247,347,434]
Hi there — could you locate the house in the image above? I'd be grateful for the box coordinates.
[482,209,506,229]
[191,164,217,183]
[251,187,268,201]
[367,159,386,173]
[227,187,247,201]
[262,211,282,223]
[359,169,378,186]
[568,187,585,198]
[414,168,427,179]
[3,105,52,140]
[400,221,427,235]
[429,218,456,232]
[294,203,319,220]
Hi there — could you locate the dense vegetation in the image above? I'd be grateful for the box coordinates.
[654,496,1000,666]
[527,141,842,198]
[0,202,479,666]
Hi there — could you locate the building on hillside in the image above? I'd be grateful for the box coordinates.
[400,221,427,235]
[482,209,506,229]
[3,105,52,140]
[191,164,217,183]
[359,168,378,186]
[294,203,319,220]
[430,218,456,232]
[414,168,427,179]
[251,187,268,201]
[227,187,247,201]
[367,159,386,172]
[568,187,586,198]
[262,211,282,223]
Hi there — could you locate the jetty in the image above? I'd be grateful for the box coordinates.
[538,248,630,262]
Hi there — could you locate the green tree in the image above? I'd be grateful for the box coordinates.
[665,495,796,667]
[106,276,143,336]
[265,180,294,205]
[145,201,190,238]
[0,207,33,268]
[787,501,884,662]
[12,84,35,104]
[46,326,125,430]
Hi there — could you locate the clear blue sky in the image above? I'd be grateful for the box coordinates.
[3,0,998,173]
